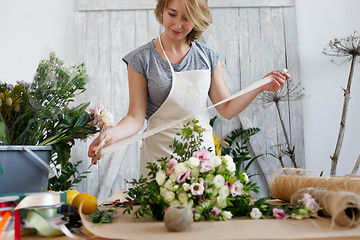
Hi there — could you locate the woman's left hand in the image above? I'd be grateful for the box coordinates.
[262,70,291,92]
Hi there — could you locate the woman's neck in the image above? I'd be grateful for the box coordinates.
[160,33,190,53]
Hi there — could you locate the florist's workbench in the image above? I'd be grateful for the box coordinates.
[21,213,360,240]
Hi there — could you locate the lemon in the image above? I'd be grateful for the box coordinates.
[71,192,98,215]
[66,189,80,205]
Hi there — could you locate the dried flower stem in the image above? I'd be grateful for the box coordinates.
[274,101,297,168]
[330,56,356,175]
[351,154,360,175]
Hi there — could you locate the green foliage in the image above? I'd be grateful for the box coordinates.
[89,208,116,224]
[222,127,261,176]
[48,160,90,191]
[123,175,167,220]
[210,116,261,177]
[0,53,99,191]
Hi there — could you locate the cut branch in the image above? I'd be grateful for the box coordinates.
[330,56,356,175]
[351,154,360,175]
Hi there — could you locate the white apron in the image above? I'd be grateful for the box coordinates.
[139,37,215,176]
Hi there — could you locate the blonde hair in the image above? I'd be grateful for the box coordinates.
[154,0,212,43]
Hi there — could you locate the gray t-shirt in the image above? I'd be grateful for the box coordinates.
[122,40,220,119]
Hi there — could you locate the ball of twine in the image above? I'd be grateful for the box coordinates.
[291,187,360,228]
[269,168,360,201]
[164,206,193,232]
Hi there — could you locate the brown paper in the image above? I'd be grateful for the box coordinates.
[79,206,360,240]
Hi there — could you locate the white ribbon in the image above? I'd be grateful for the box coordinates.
[97,76,273,159]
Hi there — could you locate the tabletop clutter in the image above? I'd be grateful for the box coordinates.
[1,167,360,239]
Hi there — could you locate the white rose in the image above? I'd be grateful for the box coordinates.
[210,156,222,167]
[213,175,225,188]
[182,183,190,191]
[219,185,229,197]
[191,168,200,178]
[188,157,200,168]
[178,191,188,204]
[156,171,166,185]
[250,208,262,219]
[160,187,167,197]
[174,162,187,175]
[222,210,233,220]
[169,200,182,206]
[226,161,236,173]
[164,179,174,191]
[217,196,227,208]
[221,155,233,164]
[243,172,249,182]
[169,173,177,181]
[164,190,175,202]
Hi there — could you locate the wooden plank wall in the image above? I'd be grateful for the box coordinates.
[73,0,304,201]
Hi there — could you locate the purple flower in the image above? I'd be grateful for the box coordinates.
[6,84,13,91]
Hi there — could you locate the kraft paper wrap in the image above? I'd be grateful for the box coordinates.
[79,191,360,240]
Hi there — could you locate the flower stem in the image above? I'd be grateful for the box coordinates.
[275,101,297,168]
[38,129,68,146]
[330,56,356,176]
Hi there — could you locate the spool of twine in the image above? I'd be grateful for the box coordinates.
[291,187,360,228]
[164,206,193,232]
[269,168,360,201]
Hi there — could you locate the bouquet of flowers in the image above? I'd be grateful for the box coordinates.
[122,119,259,221]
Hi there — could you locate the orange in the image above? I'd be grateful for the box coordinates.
[71,192,98,215]
[66,189,80,205]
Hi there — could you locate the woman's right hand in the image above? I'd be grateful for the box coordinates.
[88,127,118,165]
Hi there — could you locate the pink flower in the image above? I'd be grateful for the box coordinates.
[211,207,220,220]
[300,193,319,213]
[193,149,211,163]
[88,104,114,131]
[176,168,190,184]
[166,158,178,176]
[189,183,204,195]
[273,208,289,219]
[230,180,243,196]
[200,161,215,173]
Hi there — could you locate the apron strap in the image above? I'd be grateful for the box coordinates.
[193,43,211,70]
[159,35,175,74]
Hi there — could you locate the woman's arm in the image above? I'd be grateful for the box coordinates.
[209,59,290,120]
[88,65,147,160]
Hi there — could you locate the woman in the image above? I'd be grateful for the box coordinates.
[88,0,291,176]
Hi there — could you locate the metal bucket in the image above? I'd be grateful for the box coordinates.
[0,146,52,193]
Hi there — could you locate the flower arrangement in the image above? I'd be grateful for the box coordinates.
[0,53,114,191]
[122,119,259,221]
[121,119,321,222]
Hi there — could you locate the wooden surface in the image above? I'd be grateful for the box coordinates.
[21,228,360,240]
[72,0,304,202]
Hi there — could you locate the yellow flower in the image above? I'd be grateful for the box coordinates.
[212,133,229,156]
